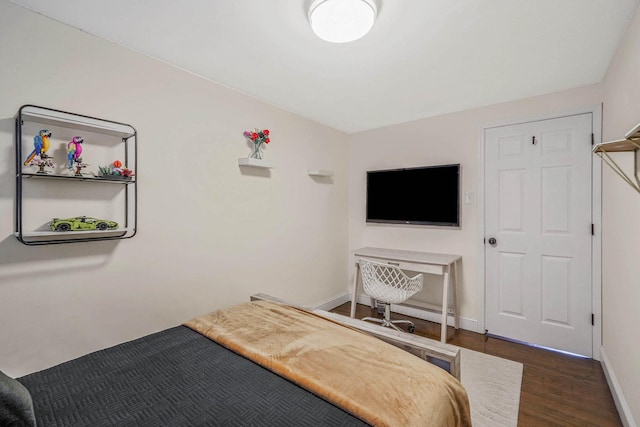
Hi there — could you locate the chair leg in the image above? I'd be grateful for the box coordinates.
[391,319,415,333]
[391,319,413,326]
[383,304,411,332]
[363,303,416,333]
[361,317,385,325]
[386,321,404,332]
[362,302,385,325]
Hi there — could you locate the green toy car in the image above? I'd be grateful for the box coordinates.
[50,216,118,232]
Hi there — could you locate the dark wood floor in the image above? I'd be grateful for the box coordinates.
[331,303,622,427]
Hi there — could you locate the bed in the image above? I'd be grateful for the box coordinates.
[2,299,471,426]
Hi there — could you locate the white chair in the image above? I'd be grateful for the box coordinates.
[359,258,424,333]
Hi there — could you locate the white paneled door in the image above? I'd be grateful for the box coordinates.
[484,113,593,357]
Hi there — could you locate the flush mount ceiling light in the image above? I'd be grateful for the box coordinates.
[308,0,378,43]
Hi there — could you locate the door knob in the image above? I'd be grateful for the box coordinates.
[488,237,497,246]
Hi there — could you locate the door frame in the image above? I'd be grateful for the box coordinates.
[476,105,602,360]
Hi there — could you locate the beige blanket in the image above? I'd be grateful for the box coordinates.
[184,300,471,427]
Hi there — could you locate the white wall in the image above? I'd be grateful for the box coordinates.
[2,8,638,425]
[348,85,603,326]
[601,3,640,425]
[0,1,350,376]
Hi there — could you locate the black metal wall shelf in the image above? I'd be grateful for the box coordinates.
[15,105,138,245]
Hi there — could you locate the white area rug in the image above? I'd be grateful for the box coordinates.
[460,349,523,427]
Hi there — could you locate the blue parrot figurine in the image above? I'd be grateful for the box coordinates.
[24,129,52,165]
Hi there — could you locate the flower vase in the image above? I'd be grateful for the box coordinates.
[37,164,46,174]
[250,142,263,160]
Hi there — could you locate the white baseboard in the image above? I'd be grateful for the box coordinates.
[312,293,352,311]
[600,346,637,427]
[314,293,477,333]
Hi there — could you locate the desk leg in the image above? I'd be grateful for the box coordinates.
[441,266,450,343]
[452,260,459,330]
[350,262,360,318]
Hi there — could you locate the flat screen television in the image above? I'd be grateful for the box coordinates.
[366,164,460,227]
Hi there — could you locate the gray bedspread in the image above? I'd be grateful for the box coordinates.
[18,326,368,426]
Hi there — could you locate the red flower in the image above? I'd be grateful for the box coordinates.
[243,128,272,148]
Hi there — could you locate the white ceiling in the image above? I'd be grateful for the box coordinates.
[9,0,639,134]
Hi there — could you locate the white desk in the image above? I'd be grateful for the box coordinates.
[350,247,461,343]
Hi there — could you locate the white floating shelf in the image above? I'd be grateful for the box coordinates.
[238,158,273,169]
[307,169,334,177]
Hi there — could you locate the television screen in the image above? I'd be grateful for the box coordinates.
[366,164,460,227]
